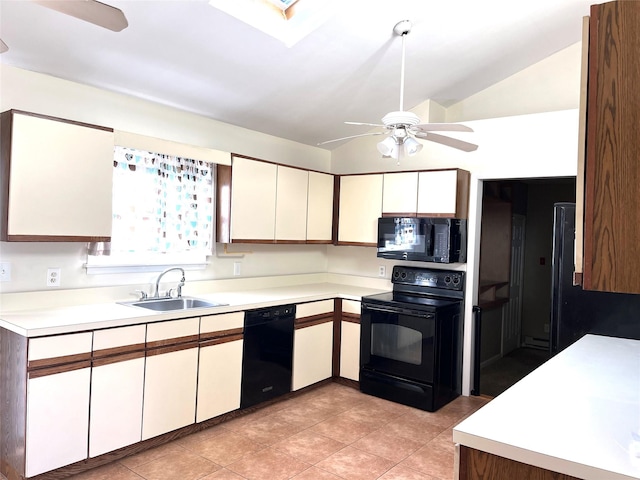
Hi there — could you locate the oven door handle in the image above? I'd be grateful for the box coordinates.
[362,303,434,319]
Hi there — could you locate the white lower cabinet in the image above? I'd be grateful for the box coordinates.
[25,332,93,477]
[25,367,91,477]
[340,300,361,381]
[197,339,243,422]
[142,347,199,440]
[292,300,334,390]
[293,322,333,390]
[340,322,361,381]
[196,312,244,422]
[142,317,199,440]
[89,325,146,457]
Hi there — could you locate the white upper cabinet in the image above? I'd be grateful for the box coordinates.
[382,172,419,216]
[306,171,334,242]
[224,155,334,243]
[230,156,278,241]
[417,169,470,219]
[275,165,308,241]
[338,174,383,245]
[1,110,114,241]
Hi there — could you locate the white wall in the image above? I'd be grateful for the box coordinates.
[446,42,582,122]
[0,64,332,293]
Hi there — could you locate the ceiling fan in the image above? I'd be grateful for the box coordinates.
[1,0,128,53]
[318,20,478,160]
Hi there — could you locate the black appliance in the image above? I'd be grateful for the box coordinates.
[550,202,640,354]
[240,304,295,409]
[360,266,464,411]
[377,217,466,263]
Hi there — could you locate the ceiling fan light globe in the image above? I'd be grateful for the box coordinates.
[404,137,423,156]
[377,136,397,156]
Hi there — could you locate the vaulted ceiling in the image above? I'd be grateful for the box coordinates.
[0,0,594,148]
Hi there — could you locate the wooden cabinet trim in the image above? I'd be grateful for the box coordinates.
[7,109,113,133]
[92,343,145,360]
[146,334,199,350]
[295,313,333,329]
[199,327,243,342]
[92,350,145,368]
[216,164,232,244]
[28,352,92,371]
[28,360,91,379]
[146,341,199,357]
[341,312,361,324]
[199,333,243,348]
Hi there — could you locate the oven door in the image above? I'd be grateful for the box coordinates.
[360,302,436,383]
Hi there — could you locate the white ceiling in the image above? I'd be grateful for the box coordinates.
[0,0,594,149]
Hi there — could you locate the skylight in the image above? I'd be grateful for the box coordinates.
[208,0,337,47]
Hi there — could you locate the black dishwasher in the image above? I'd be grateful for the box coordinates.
[240,304,295,409]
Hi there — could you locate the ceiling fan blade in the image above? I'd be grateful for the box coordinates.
[413,123,474,133]
[0,38,8,54]
[32,0,128,32]
[415,132,478,152]
[345,121,385,127]
[317,132,386,146]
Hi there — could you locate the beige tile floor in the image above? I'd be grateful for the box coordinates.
[44,383,490,480]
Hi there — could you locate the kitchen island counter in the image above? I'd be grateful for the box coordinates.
[453,334,640,480]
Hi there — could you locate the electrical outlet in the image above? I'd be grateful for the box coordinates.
[378,265,386,277]
[47,268,61,287]
[233,262,241,276]
[0,262,11,282]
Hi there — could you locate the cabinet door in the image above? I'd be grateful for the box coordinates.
[275,166,308,241]
[340,322,361,382]
[338,174,383,245]
[230,156,277,241]
[197,339,243,422]
[89,325,146,457]
[293,300,334,390]
[25,368,90,477]
[293,322,333,390]
[417,169,469,218]
[142,317,199,440]
[1,110,114,241]
[582,1,640,293]
[142,347,199,440]
[382,172,418,216]
[340,300,361,382]
[197,312,244,422]
[307,171,334,242]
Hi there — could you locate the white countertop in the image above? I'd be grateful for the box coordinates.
[0,282,384,337]
[453,335,640,480]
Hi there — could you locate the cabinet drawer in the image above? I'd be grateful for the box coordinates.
[296,300,334,318]
[200,311,244,334]
[28,332,92,369]
[146,317,199,348]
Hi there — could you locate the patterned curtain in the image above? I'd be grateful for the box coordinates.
[111,146,214,254]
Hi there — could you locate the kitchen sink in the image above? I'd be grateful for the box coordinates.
[121,297,227,312]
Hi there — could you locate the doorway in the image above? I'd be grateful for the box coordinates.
[477,178,576,397]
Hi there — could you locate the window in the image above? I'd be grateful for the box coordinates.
[86,146,215,272]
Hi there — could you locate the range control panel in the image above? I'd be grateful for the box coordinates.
[391,265,464,291]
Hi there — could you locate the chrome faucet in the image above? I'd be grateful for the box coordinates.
[154,267,186,298]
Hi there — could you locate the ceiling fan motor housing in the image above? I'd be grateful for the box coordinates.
[381,110,420,127]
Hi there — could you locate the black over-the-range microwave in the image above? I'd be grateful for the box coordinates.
[377,217,467,263]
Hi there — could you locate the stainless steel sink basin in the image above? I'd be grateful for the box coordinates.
[121,297,227,312]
